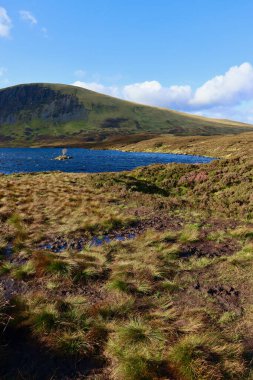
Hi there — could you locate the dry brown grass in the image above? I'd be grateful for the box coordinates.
[114,131,253,159]
[0,135,253,379]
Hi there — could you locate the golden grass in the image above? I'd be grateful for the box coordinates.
[0,135,253,379]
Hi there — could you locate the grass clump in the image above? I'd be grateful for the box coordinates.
[106,319,166,380]
[107,278,131,292]
[13,261,35,280]
[160,279,181,292]
[179,224,200,243]
[161,243,181,261]
[219,311,238,326]
[56,331,91,356]
[169,333,244,380]
[228,244,253,266]
[229,227,253,241]
[0,261,13,275]
[46,259,70,275]
[92,293,135,320]
[116,319,164,345]
[32,307,58,333]
[8,213,27,249]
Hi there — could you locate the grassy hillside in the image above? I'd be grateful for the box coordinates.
[110,131,253,159]
[0,135,253,379]
[0,83,253,147]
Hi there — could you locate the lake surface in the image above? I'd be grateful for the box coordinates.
[0,148,213,174]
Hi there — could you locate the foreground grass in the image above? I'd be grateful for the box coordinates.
[0,136,253,379]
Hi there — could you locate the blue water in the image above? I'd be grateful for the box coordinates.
[0,148,213,174]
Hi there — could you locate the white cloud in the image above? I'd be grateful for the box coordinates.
[191,62,253,107]
[73,80,191,107]
[19,10,37,25]
[72,62,253,122]
[0,7,12,37]
[73,81,120,98]
[123,81,192,108]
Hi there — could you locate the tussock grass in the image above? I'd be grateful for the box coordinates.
[0,261,13,275]
[169,333,244,380]
[13,261,35,280]
[92,293,135,321]
[106,319,166,380]
[32,307,58,333]
[56,330,92,355]
[0,137,253,379]
[228,244,253,266]
[179,224,201,243]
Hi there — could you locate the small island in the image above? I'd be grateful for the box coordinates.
[54,148,73,160]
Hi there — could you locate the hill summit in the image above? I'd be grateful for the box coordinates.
[0,83,252,147]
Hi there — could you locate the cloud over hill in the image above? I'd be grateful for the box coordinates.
[73,62,253,121]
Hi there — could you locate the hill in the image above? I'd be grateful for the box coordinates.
[0,83,253,147]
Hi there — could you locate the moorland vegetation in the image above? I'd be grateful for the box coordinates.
[0,132,252,379]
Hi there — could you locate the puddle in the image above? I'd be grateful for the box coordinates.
[2,243,14,258]
[90,233,136,246]
[41,233,136,253]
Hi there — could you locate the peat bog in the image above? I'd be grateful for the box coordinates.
[0,133,253,379]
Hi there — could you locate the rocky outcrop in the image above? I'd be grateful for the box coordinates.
[0,84,87,125]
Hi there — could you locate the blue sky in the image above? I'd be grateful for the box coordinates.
[1,0,253,122]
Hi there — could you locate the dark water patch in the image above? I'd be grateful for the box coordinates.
[40,215,183,253]
[41,233,136,253]
[0,147,213,174]
[90,233,136,247]
[2,243,13,258]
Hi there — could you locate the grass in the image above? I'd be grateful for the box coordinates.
[169,333,244,380]
[0,262,13,275]
[56,331,92,356]
[116,319,164,345]
[0,83,253,147]
[13,261,35,280]
[0,134,253,379]
[106,319,166,380]
[0,288,9,331]
[179,223,200,243]
[118,131,253,159]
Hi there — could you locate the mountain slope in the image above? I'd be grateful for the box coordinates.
[0,83,252,147]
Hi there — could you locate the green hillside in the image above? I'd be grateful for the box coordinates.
[0,83,252,147]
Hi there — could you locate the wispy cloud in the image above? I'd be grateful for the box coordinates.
[0,67,7,76]
[41,27,48,37]
[73,63,253,122]
[19,10,37,25]
[0,7,12,38]
[73,81,120,98]
[0,66,9,86]
[74,69,86,79]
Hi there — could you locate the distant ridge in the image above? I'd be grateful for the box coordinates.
[0,83,252,147]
